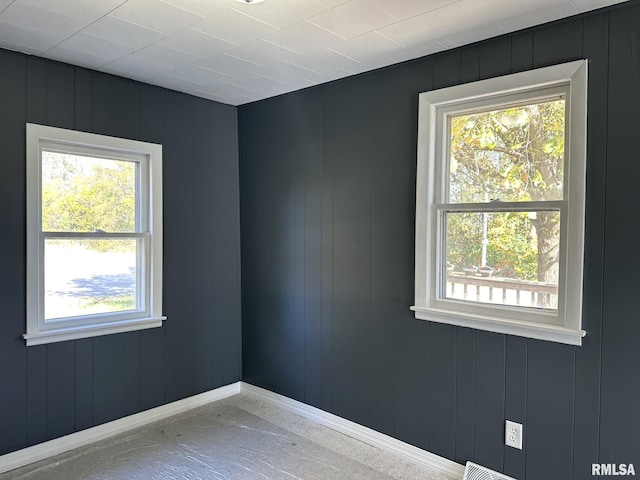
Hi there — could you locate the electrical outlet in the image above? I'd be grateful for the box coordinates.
[505,420,523,449]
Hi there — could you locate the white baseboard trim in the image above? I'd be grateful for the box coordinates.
[0,381,241,475]
[1,381,465,479]
[241,382,466,480]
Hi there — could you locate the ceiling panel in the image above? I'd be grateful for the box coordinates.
[341,54,397,75]
[133,43,204,68]
[196,53,265,76]
[153,72,208,91]
[107,52,173,78]
[191,7,279,46]
[0,0,628,105]
[58,33,133,63]
[99,64,153,83]
[110,0,204,35]
[1,2,83,38]
[226,72,289,93]
[307,0,396,38]
[264,20,344,55]
[229,39,304,66]
[497,1,578,32]
[367,0,462,21]
[17,0,127,23]
[380,0,519,50]
[160,0,227,17]
[284,48,361,75]
[258,61,324,85]
[378,15,457,49]
[82,15,166,49]
[169,64,233,85]
[436,23,507,50]
[232,0,327,29]
[571,0,627,11]
[196,86,258,104]
[157,28,234,59]
[278,76,319,92]
[199,80,263,101]
[313,0,350,9]
[312,69,353,84]
[328,31,404,63]
[0,19,62,52]
[46,46,111,69]
[385,41,444,63]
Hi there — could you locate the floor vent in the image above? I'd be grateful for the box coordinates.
[463,461,517,480]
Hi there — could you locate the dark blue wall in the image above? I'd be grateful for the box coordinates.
[239,3,639,479]
[0,52,241,455]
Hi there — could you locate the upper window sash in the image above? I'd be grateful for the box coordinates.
[435,85,569,206]
[39,141,148,234]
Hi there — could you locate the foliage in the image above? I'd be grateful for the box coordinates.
[446,100,564,283]
[447,212,539,281]
[42,152,136,252]
[86,294,136,312]
[446,213,482,271]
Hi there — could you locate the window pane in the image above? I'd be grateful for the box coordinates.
[45,239,139,320]
[448,99,565,203]
[42,152,137,232]
[444,211,559,310]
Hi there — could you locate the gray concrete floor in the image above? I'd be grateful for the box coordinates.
[2,394,450,480]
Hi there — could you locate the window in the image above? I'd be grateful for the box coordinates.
[25,124,164,346]
[412,60,587,345]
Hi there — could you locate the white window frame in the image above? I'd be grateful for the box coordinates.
[412,60,588,346]
[24,124,165,346]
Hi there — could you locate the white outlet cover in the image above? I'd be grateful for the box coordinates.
[505,420,523,449]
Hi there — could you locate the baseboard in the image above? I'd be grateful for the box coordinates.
[0,381,241,475]
[240,382,466,480]
[1,381,465,479]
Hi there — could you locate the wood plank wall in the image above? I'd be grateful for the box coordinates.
[239,3,640,478]
[0,55,241,455]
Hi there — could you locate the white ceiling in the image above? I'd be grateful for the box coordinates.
[0,0,626,106]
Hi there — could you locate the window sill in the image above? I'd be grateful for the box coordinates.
[410,306,585,346]
[23,316,166,346]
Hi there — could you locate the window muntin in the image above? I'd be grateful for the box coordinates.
[412,60,587,346]
[25,124,164,346]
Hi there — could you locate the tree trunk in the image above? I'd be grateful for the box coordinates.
[531,214,559,308]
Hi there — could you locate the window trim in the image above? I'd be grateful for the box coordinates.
[412,60,588,346]
[24,123,165,346]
